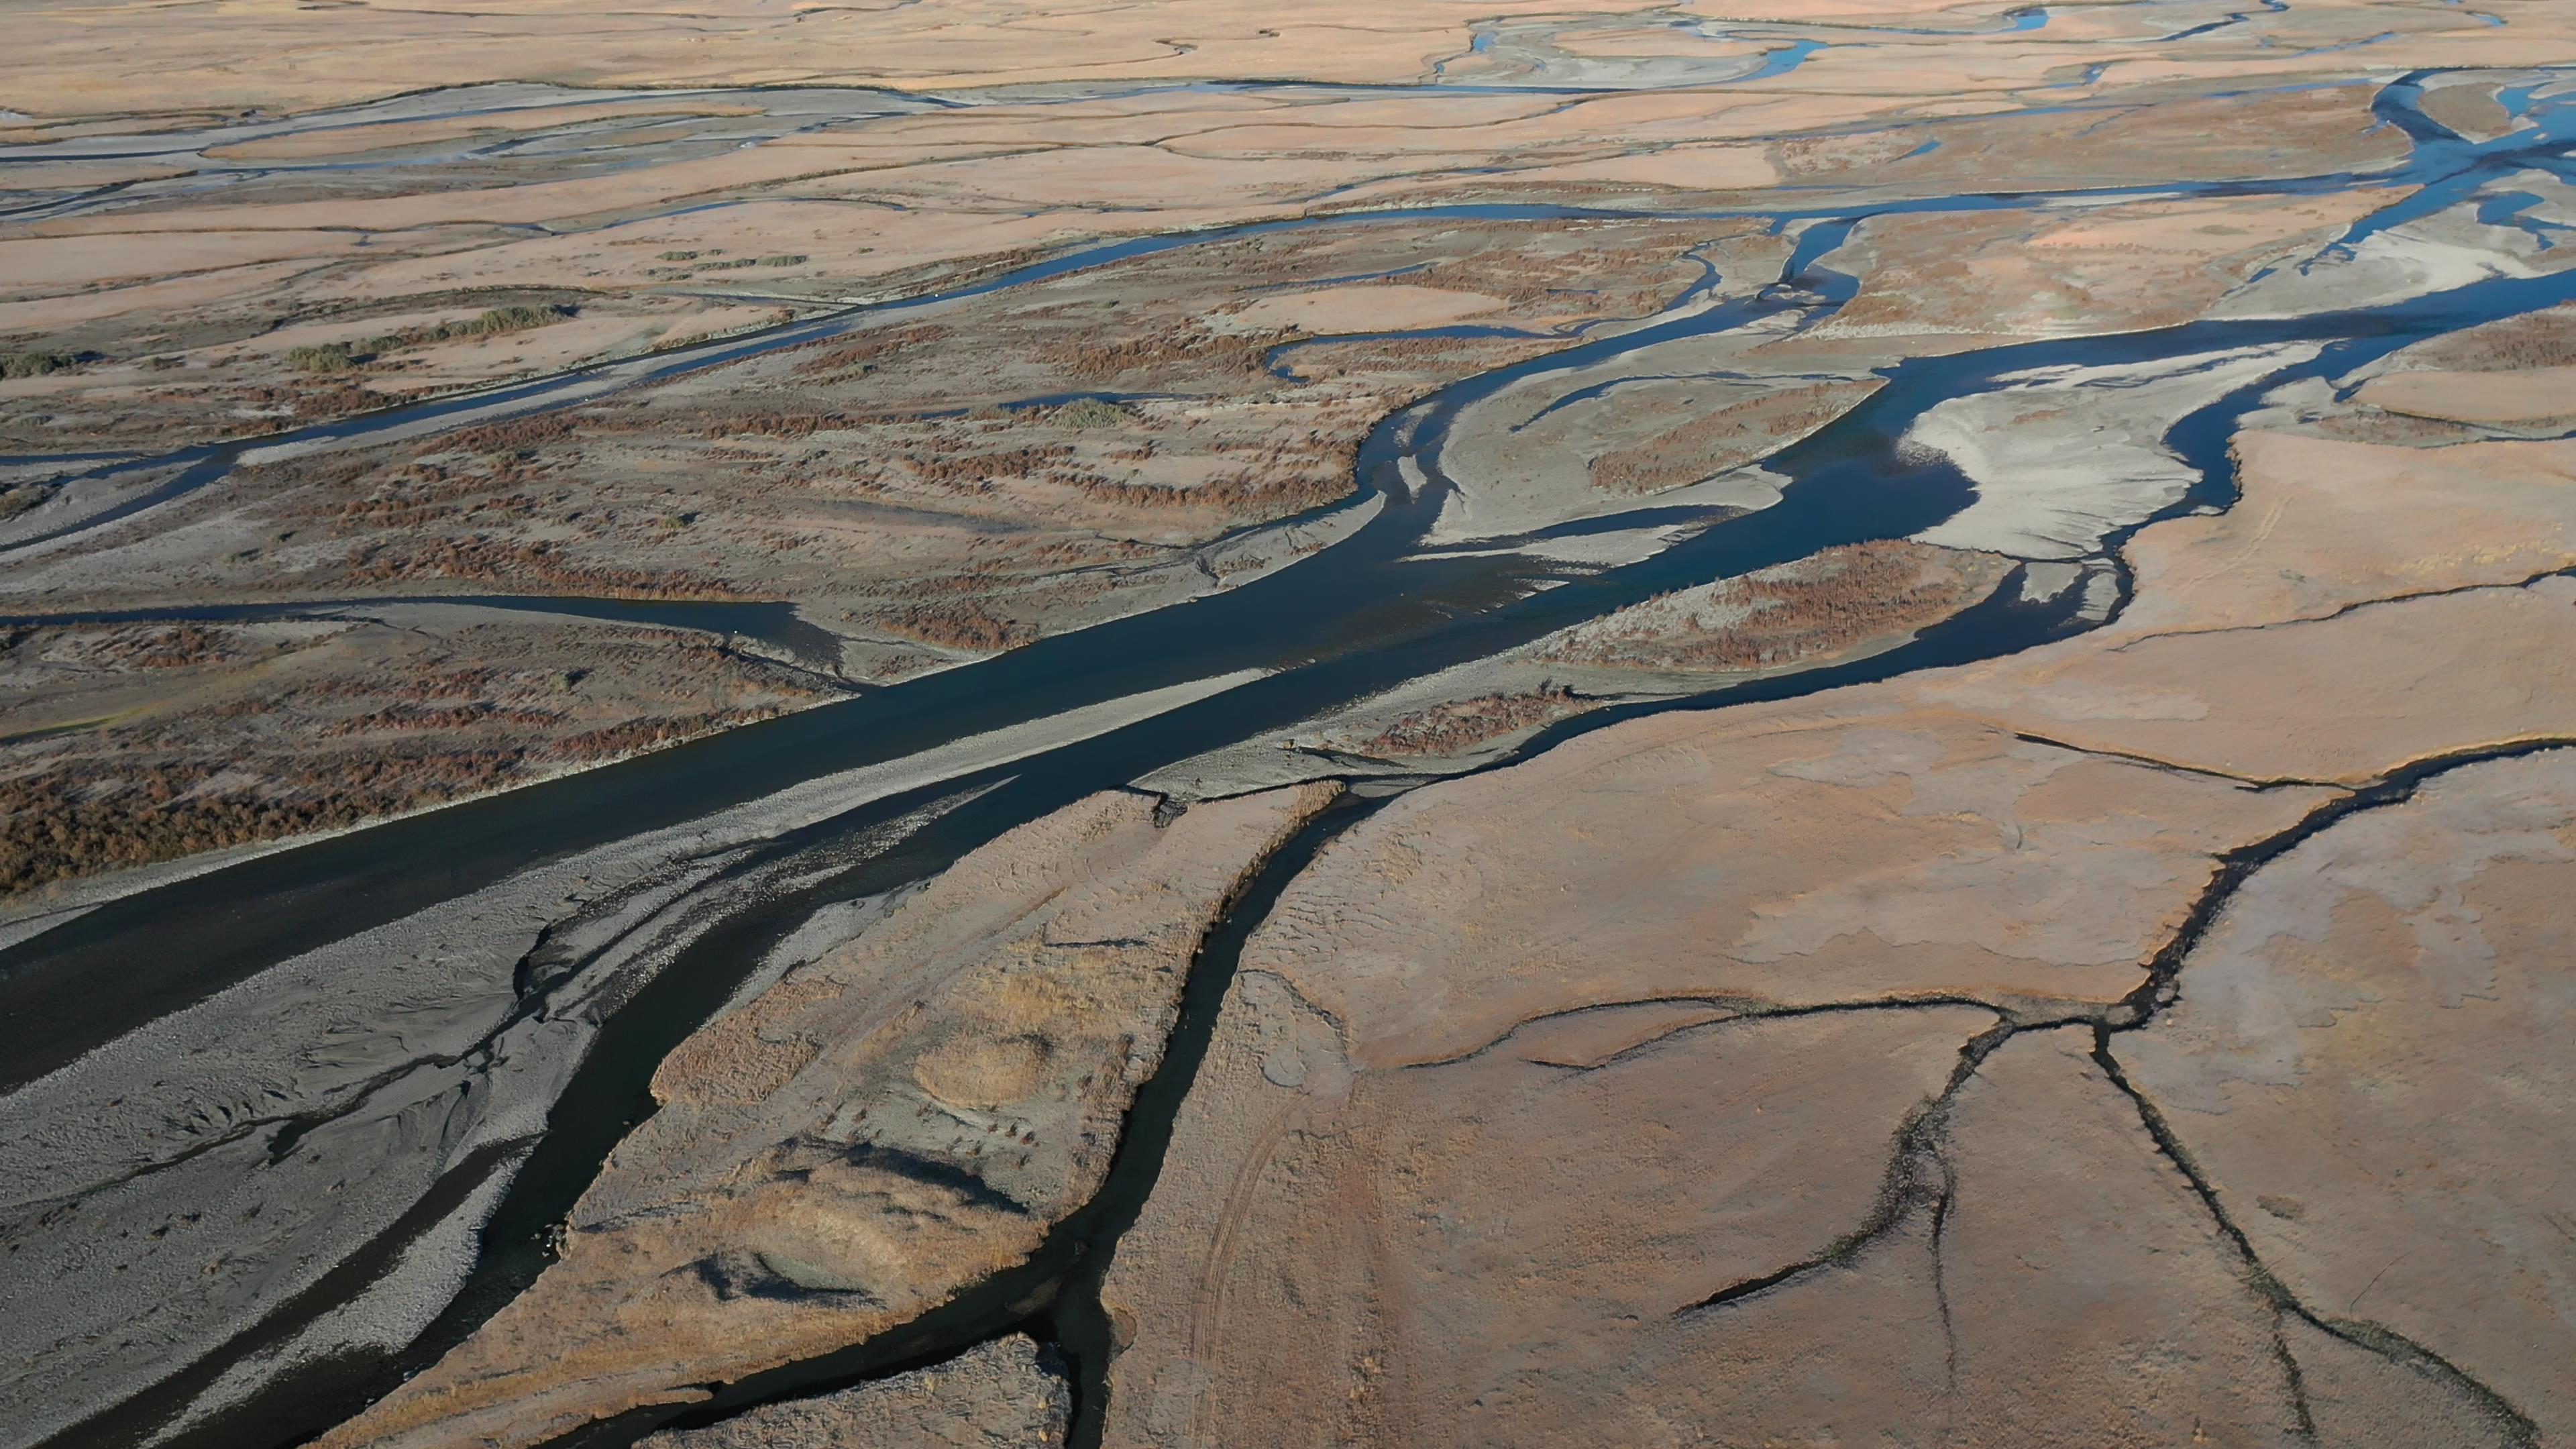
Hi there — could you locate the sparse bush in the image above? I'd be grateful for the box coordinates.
[883,600,1035,652]
[3,351,76,379]
[295,305,576,371]
[659,250,702,262]
[288,343,357,373]
[1362,684,1582,757]
[449,304,573,337]
[1056,397,1134,429]
[1540,542,2009,674]
[2412,307,2576,372]
[790,324,945,379]
[757,254,808,268]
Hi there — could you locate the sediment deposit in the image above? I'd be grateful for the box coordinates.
[320,783,1334,1449]
[639,1335,1070,1448]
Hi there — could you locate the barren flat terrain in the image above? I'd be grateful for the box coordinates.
[3,2,2574,1448]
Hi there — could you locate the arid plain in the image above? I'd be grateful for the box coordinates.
[3,0,2575,1446]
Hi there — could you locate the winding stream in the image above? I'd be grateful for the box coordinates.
[7,60,2575,1449]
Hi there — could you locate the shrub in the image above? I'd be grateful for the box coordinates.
[314,305,576,368]
[288,343,356,373]
[0,482,50,519]
[3,352,75,379]
[450,304,572,337]
[757,254,808,267]
[1056,397,1134,429]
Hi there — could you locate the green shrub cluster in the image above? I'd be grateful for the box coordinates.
[1055,397,1134,429]
[288,344,358,373]
[286,305,576,371]
[2,352,76,379]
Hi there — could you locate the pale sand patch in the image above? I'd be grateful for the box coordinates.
[1496,142,1778,191]
[2355,365,2576,424]
[621,301,802,355]
[1919,577,2576,784]
[1910,343,2323,560]
[1820,184,2405,341]
[1229,283,1507,335]
[22,142,908,237]
[2105,431,2576,639]
[2125,750,2576,1442]
[828,143,1394,211]
[792,89,1303,149]
[0,0,1660,116]
[201,101,766,160]
[1165,91,1795,164]
[0,258,329,332]
[300,202,1248,301]
[370,308,781,390]
[0,229,364,292]
[0,158,188,189]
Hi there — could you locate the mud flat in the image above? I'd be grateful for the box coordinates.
[0,674,1269,1449]
[315,784,1334,1449]
[1091,305,2576,1444]
[639,1334,1069,1448]
[1907,343,2322,559]
[2120,750,2576,1443]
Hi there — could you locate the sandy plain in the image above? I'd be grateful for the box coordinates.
[7,3,2576,1449]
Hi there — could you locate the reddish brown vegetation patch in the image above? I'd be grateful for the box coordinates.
[0,751,517,894]
[880,599,1035,652]
[2403,305,2576,372]
[790,323,949,379]
[1589,380,1875,494]
[1360,683,1587,758]
[1034,323,1279,384]
[1541,541,2011,673]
